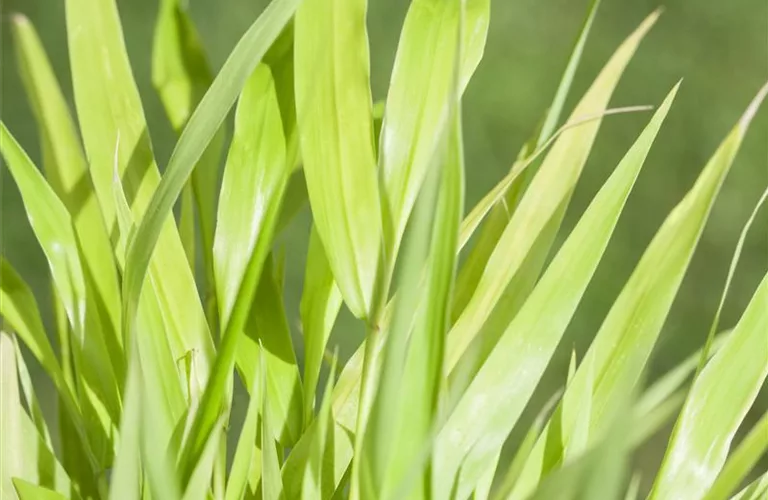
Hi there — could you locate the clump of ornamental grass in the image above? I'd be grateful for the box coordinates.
[1,0,767,499]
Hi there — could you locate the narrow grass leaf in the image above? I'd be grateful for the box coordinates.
[444,12,660,374]
[152,0,224,317]
[434,82,677,499]
[11,14,122,354]
[732,470,768,500]
[234,257,303,447]
[108,342,142,500]
[379,0,489,257]
[703,411,768,500]
[182,418,226,500]
[374,98,466,499]
[0,124,121,462]
[294,0,382,320]
[1,330,23,499]
[302,355,338,500]
[66,0,215,399]
[650,273,768,499]
[300,228,343,424]
[261,346,284,500]
[120,0,300,357]
[225,361,262,500]
[452,0,600,319]
[510,82,768,500]
[14,340,52,447]
[12,479,68,500]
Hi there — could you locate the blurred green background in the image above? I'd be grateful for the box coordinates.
[2,0,767,490]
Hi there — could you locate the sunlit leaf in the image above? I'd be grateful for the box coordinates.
[13,479,68,500]
[650,273,768,499]
[444,11,661,378]
[294,0,382,320]
[434,81,677,499]
[302,355,338,500]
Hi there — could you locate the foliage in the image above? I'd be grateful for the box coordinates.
[1,0,767,499]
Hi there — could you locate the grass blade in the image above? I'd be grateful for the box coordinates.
[108,342,142,500]
[452,0,600,319]
[13,479,68,500]
[300,228,343,424]
[302,355,338,500]
[66,0,215,400]
[225,360,262,500]
[649,274,768,498]
[120,0,300,355]
[510,82,768,500]
[378,0,489,258]
[152,0,225,321]
[1,124,121,470]
[11,14,122,355]
[261,346,284,500]
[180,61,300,480]
[294,0,382,320]
[434,81,677,499]
[703,412,768,500]
[1,330,23,499]
[444,11,661,375]
[14,340,52,447]
[732,470,768,500]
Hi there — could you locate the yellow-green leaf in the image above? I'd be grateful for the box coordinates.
[294,0,382,320]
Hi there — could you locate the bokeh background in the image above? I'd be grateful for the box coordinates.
[2,0,767,492]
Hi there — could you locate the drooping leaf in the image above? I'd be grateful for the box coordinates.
[294,0,383,320]
[433,81,677,499]
[511,80,768,500]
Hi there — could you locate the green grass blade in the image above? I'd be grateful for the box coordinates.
[152,0,224,321]
[109,342,142,500]
[66,0,215,398]
[226,361,262,500]
[11,15,122,355]
[650,275,768,499]
[300,227,343,424]
[13,479,68,500]
[261,346,284,500]
[234,256,303,448]
[624,473,642,500]
[1,330,23,499]
[492,391,563,500]
[378,0,489,259]
[452,0,599,319]
[732,470,768,500]
[180,61,299,482]
[302,355,338,500]
[182,418,225,500]
[444,12,660,375]
[14,340,52,447]
[1,124,121,462]
[361,94,465,500]
[703,412,768,500]
[120,0,299,356]
[510,82,768,500]
[294,0,382,320]
[213,64,288,338]
[434,81,677,499]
